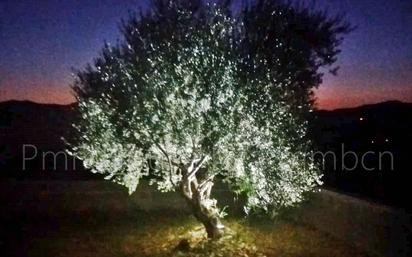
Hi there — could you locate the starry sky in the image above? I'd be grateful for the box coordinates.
[0,0,411,110]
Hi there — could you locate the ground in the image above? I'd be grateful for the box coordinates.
[0,210,370,257]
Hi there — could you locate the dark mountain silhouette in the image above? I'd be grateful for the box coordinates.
[313,100,412,151]
[1,100,411,209]
[0,100,91,179]
[311,100,412,210]
[0,100,75,155]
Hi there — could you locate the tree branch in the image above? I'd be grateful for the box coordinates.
[187,155,209,179]
[149,135,181,188]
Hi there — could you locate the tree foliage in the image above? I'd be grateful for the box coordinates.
[68,0,350,237]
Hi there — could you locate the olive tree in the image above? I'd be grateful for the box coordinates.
[68,0,350,238]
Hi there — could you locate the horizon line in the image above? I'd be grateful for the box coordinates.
[1,98,411,112]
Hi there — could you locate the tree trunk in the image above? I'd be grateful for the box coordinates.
[185,196,225,239]
[179,157,225,239]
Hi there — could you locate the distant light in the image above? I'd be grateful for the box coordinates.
[385,138,389,143]
[359,117,364,121]
[371,140,374,144]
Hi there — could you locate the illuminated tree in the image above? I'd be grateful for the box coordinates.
[68,0,350,238]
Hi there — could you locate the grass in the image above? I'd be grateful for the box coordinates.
[1,210,369,257]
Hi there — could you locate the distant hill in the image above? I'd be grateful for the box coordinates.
[311,100,412,210]
[313,100,412,146]
[1,100,412,209]
[2,99,411,155]
[0,100,75,156]
[0,100,84,179]
[1,99,412,161]
[316,100,412,127]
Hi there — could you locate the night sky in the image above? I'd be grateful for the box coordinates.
[0,0,411,110]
